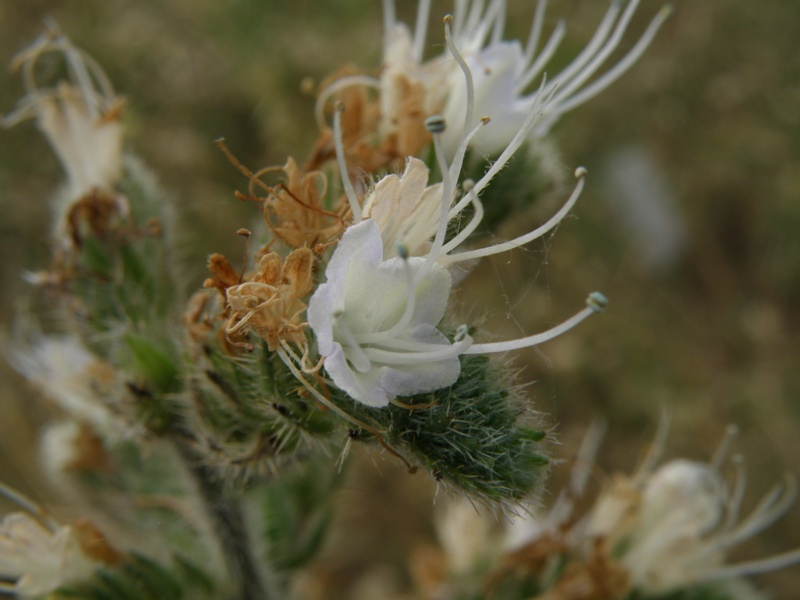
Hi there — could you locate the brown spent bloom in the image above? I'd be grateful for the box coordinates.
[222,248,315,351]
[265,157,346,250]
[308,65,431,176]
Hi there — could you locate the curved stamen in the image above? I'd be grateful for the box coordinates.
[723,455,747,532]
[445,118,490,220]
[709,548,800,581]
[382,0,397,54]
[522,0,549,66]
[362,335,474,365]
[423,117,456,270]
[444,166,585,264]
[516,19,567,95]
[717,475,798,550]
[333,104,362,222]
[412,0,433,63]
[314,75,380,131]
[633,410,672,485]
[464,291,606,354]
[441,183,484,254]
[711,424,740,471]
[444,15,475,145]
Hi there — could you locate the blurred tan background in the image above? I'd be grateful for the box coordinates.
[1,0,799,597]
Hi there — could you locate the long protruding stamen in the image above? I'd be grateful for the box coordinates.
[423,116,455,270]
[489,0,508,45]
[0,481,60,533]
[719,476,799,549]
[441,181,484,254]
[633,409,671,485]
[444,166,585,264]
[444,16,475,143]
[363,335,474,365]
[515,20,566,95]
[333,104,362,222]
[314,75,380,130]
[446,118,490,220]
[711,424,740,471]
[724,455,747,532]
[523,0,549,66]
[333,314,371,373]
[549,419,607,526]
[543,4,673,124]
[535,0,623,98]
[709,548,800,582]
[546,0,641,106]
[412,0,433,62]
[465,291,607,354]
[382,0,397,54]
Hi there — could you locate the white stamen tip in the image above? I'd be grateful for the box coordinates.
[575,166,588,179]
[586,291,608,313]
[425,114,447,134]
[454,324,470,342]
[462,178,475,193]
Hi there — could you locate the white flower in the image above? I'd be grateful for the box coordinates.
[3,26,124,201]
[307,219,468,407]
[0,486,110,597]
[9,336,140,439]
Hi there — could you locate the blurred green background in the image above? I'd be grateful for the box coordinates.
[1,0,799,597]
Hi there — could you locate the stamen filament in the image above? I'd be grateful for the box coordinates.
[412,0,433,62]
[464,292,604,354]
[709,549,800,581]
[441,188,484,254]
[333,105,362,222]
[333,315,371,372]
[546,0,640,106]
[362,335,474,365]
[444,166,585,264]
[719,476,798,549]
[444,16,475,143]
[522,0,549,66]
[516,20,566,94]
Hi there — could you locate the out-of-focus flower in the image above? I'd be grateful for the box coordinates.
[9,336,139,439]
[0,486,120,597]
[491,423,800,598]
[582,432,800,594]
[320,0,671,160]
[3,25,124,201]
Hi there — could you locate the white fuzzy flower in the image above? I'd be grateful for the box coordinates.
[3,26,124,201]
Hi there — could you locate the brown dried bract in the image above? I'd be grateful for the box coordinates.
[224,247,315,351]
